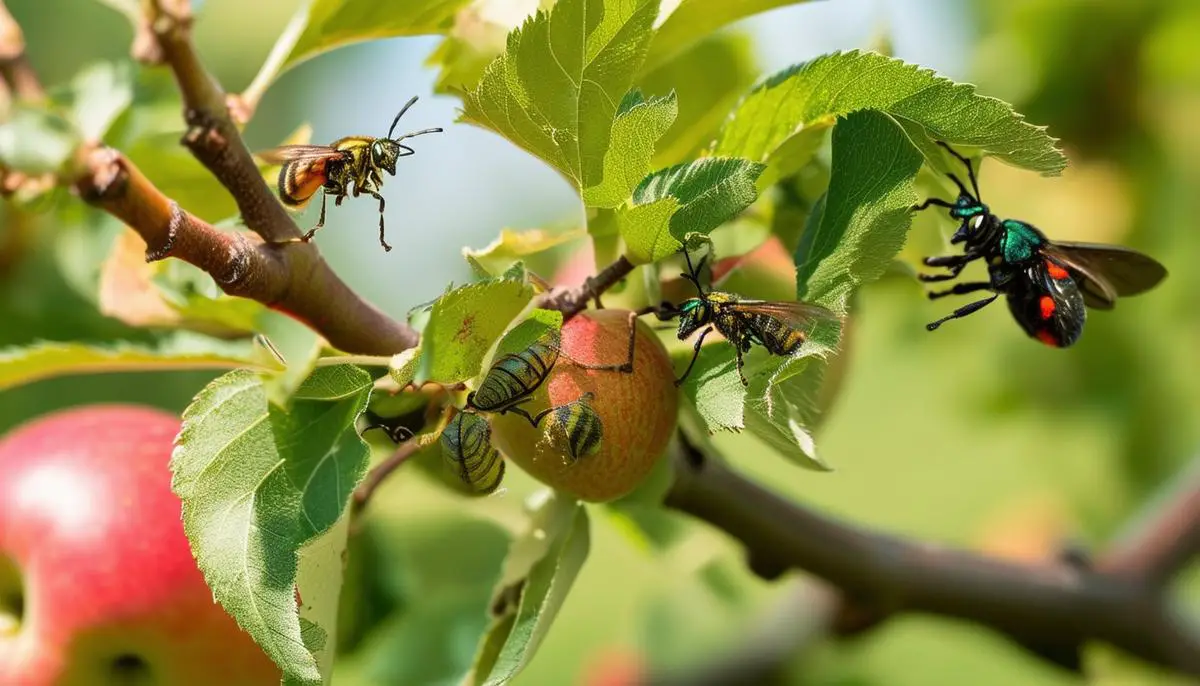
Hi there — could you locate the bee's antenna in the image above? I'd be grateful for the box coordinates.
[935,141,983,202]
[680,248,706,295]
[387,95,421,139]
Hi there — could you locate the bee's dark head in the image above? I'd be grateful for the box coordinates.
[372,139,401,175]
[676,298,708,339]
[951,211,1000,248]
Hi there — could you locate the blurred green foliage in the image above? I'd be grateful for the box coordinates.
[1,0,1197,685]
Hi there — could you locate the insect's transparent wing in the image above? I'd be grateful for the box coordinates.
[1044,243,1167,309]
[255,145,346,165]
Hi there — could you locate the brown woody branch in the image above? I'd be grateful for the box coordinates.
[139,0,299,244]
[541,255,636,320]
[74,145,417,354]
[665,440,1200,678]
[0,1,43,101]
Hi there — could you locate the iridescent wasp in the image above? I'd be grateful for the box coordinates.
[915,142,1167,346]
[257,95,442,251]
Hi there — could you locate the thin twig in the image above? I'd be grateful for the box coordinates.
[0,1,45,101]
[665,440,1200,677]
[1098,456,1200,585]
[541,255,636,320]
[73,145,418,354]
[351,438,422,519]
[141,0,300,244]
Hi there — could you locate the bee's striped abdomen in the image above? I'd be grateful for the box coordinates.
[544,393,602,463]
[751,314,806,355]
[441,412,505,494]
[471,338,559,412]
[278,158,330,206]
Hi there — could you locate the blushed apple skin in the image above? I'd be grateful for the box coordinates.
[0,405,280,685]
[490,310,678,502]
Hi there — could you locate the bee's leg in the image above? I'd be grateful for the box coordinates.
[366,190,391,252]
[504,404,540,428]
[926,294,999,331]
[303,192,330,241]
[675,326,713,387]
[919,253,979,282]
[568,310,638,373]
[734,344,749,387]
[926,281,991,300]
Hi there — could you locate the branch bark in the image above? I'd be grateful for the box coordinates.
[665,441,1200,677]
[140,0,299,244]
[0,0,44,101]
[74,145,417,354]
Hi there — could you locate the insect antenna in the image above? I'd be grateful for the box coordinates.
[935,141,983,201]
[680,248,708,295]
[387,95,421,139]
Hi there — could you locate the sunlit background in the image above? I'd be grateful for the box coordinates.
[3,0,1199,684]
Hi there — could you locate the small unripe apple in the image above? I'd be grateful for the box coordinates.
[489,310,678,502]
[0,405,279,685]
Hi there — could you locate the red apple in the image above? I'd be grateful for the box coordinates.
[0,405,279,685]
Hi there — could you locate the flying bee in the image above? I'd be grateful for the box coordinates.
[466,313,637,426]
[915,142,1167,346]
[534,392,603,463]
[653,248,838,387]
[256,95,442,252]
[440,411,505,495]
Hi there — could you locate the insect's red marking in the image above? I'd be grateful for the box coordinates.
[1039,295,1056,320]
[1036,329,1060,347]
[1045,260,1070,280]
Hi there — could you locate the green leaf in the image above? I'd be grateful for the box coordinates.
[0,107,79,174]
[644,0,812,72]
[734,111,922,469]
[464,227,587,277]
[0,339,270,392]
[618,157,765,264]
[417,279,535,385]
[583,90,679,208]
[246,0,471,104]
[491,308,562,361]
[171,365,373,685]
[461,0,661,190]
[468,492,590,685]
[60,60,134,140]
[680,344,745,433]
[714,50,1067,186]
[795,110,924,311]
[638,32,758,166]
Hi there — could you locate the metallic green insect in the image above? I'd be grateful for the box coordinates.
[534,392,602,463]
[440,412,505,495]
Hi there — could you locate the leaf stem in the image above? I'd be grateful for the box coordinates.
[0,1,45,102]
[665,438,1200,677]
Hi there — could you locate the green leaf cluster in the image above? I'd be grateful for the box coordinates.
[0,1,1070,683]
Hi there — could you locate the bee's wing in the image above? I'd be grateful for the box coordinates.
[255,144,346,165]
[1043,242,1167,310]
[730,299,840,329]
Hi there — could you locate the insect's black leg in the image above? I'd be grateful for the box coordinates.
[918,253,981,282]
[504,404,541,428]
[304,192,329,241]
[926,281,991,300]
[935,141,982,199]
[397,144,416,157]
[563,312,638,373]
[675,326,713,387]
[911,197,956,213]
[926,294,998,331]
[366,190,391,252]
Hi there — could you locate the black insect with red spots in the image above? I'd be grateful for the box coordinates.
[912,142,1167,347]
